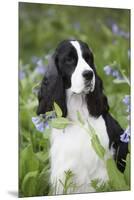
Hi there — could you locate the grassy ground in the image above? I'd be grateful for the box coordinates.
[19,3,130,197]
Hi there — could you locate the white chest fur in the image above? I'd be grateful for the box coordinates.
[50,89,112,194]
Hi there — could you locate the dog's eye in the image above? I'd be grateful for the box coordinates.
[65,56,74,65]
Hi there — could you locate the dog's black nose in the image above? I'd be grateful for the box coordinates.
[82,70,93,80]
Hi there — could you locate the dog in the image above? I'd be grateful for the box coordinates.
[37,39,128,194]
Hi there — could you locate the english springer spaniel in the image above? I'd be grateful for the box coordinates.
[37,39,128,194]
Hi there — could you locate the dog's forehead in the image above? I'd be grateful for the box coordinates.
[56,40,77,54]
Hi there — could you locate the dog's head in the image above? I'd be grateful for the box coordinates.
[55,40,96,94]
[37,39,109,117]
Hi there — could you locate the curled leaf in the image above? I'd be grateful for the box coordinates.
[91,134,105,160]
[54,102,63,117]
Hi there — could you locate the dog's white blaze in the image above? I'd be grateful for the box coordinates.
[70,41,95,93]
[50,89,113,194]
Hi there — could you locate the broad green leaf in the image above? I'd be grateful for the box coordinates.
[91,134,105,160]
[22,171,38,197]
[36,166,50,195]
[19,144,39,181]
[124,153,130,186]
[76,111,85,125]
[54,102,62,117]
[106,158,129,191]
[51,117,70,129]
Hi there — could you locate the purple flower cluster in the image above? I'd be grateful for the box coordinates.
[32,117,46,132]
[103,65,123,80]
[35,59,47,75]
[122,95,130,114]
[111,23,129,39]
[122,95,130,105]
[32,112,56,133]
[19,70,26,80]
[120,95,130,143]
[120,126,130,143]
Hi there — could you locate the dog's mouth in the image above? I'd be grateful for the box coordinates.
[84,79,95,94]
[71,80,95,95]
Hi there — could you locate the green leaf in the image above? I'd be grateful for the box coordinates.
[88,121,105,160]
[106,158,129,191]
[22,171,38,197]
[36,166,50,195]
[19,144,39,182]
[54,102,62,117]
[91,134,105,160]
[87,121,96,136]
[76,111,84,125]
[59,170,75,195]
[51,117,70,129]
[91,179,112,192]
[124,153,130,186]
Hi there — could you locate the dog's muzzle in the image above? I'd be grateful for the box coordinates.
[82,70,95,93]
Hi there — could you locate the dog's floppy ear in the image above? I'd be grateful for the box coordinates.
[86,74,109,117]
[36,54,67,117]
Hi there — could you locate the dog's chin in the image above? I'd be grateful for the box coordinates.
[70,86,94,95]
[70,80,95,94]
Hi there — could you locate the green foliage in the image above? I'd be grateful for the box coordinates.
[124,153,130,185]
[91,133,106,160]
[106,158,129,191]
[22,171,38,197]
[59,170,76,194]
[19,2,130,197]
[51,117,71,129]
[19,145,39,182]
[91,179,112,192]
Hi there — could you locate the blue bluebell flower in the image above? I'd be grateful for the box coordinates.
[35,65,46,75]
[35,59,47,75]
[19,70,26,80]
[111,23,129,39]
[32,112,56,133]
[119,30,129,39]
[104,65,123,80]
[103,65,113,75]
[32,117,45,132]
[112,70,119,78]
[120,127,130,143]
[112,23,119,34]
[31,56,39,64]
[122,95,130,105]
